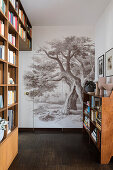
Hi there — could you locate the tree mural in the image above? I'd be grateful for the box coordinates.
[24,36,95,121]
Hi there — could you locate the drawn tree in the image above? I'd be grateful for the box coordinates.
[24,36,95,115]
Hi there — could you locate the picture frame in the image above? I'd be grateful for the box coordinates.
[105,48,113,77]
[98,55,104,77]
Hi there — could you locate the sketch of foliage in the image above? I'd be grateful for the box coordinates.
[24,36,95,122]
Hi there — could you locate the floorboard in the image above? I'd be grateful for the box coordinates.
[9,131,113,170]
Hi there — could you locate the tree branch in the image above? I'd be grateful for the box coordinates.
[42,49,65,72]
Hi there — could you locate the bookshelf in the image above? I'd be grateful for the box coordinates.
[0,0,32,169]
[83,92,113,164]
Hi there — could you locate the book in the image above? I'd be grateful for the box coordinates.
[8,109,14,134]
[8,49,16,65]
[8,90,16,106]
[19,9,26,26]
[8,33,16,46]
[19,23,26,41]
[0,20,4,36]
[0,45,5,60]
[0,0,6,15]
[0,95,3,108]
[8,10,18,31]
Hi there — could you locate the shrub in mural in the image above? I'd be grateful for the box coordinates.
[24,36,95,122]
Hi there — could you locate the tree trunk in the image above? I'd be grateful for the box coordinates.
[62,83,78,114]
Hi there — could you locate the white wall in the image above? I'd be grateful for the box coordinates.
[19,26,94,128]
[95,0,113,81]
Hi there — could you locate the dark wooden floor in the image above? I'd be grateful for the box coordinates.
[9,131,113,170]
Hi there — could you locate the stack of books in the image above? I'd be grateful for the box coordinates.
[8,33,15,46]
[8,11,18,31]
[8,90,16,106]
[0,95,3,108]
[0,45,5,60]
[19,24,26,41]
[8,72,15,84]
[8,49,16,65]
[0,20,4,36]
[8,109,14,134]
[19,9,26,26]
[9,0,18,13]
[0,0,6,15]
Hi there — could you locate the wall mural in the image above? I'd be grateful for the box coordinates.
[24,36,95,128]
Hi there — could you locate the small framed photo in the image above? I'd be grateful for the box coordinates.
[98,55,104,77]
[105,48,113,77]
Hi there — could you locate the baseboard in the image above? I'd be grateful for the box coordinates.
[18,128,82,133]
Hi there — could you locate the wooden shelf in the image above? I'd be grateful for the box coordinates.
[0,33,7,41]
[8,41,18,51]
[0,84,7,86]
[8,21,18,34]
[0,107,7,112]
[8,103,18,109]
[90,120,101,132]
[8,62,18,68]
[19,17,26,30]
[8,84,18,86]
[0,9,7,20]
[83,92,113,164]
[9,0,18,17]
[0,58,7,63]
[0,1,32,169]
[90,134,100,152]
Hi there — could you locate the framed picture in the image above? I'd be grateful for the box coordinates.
[98,55,104,77]
[105,48,113,77]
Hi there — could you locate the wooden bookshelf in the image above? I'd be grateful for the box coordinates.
[83,92,113,164]
[0,0,32,169]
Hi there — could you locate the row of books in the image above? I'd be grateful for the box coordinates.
[8,90,16,106]
[91,128,101,148]
[0,0,6,15]
[84,116,90,131]
[10,0,18,13]
[84,106,90,116]
[19,23,26,40]
[8,109,14,134]
[8,72,15,84]
[91,96,102,109]
[27,38,31,48]
[8,49,16,65]
[27,24,32,37]
[19,9,25,26]
[0,20,4,36]
[8,33,15,46]
[8,11,18,31]
[0,95,3,108]
[91,110,101,130]
[0,45,5,60]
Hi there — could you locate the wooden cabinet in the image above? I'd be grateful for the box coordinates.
[83,92,113,164]
[0,0,32,169]
[0,128,18,170]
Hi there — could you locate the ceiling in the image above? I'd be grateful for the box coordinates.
[21,0,111,26]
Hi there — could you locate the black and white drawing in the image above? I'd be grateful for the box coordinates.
[98,55,104,77]
[24,36,95,127]
[106,48,113,77]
